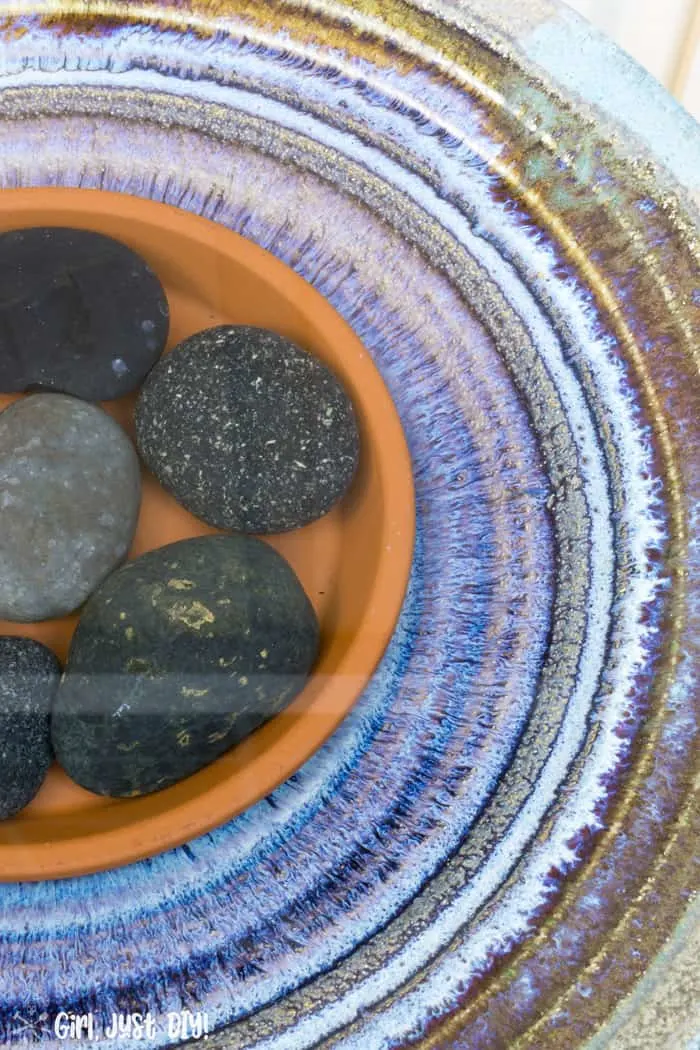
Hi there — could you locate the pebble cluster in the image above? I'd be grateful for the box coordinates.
[0,226,359,813]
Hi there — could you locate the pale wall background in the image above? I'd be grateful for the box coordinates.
[566,0,700,120]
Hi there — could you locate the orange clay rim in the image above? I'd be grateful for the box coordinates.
[0,188,415,881]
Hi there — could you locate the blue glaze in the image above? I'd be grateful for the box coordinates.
[0,5,694,1048]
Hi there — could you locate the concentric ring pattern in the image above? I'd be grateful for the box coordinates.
[0,2,698,1048]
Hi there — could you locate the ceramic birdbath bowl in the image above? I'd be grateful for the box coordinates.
[0,2,697,1049]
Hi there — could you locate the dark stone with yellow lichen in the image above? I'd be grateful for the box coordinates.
[51,535,319,798]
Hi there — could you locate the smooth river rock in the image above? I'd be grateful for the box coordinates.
[135,325,360,533]
[0,226,169,400]
[0,394,141,621]
[51,534,320,797]
[0,636,61,820]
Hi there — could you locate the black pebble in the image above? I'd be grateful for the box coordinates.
[0,227,169,400]
[51,534,320,798]
[134,325,360,533]
[0,636,61,820]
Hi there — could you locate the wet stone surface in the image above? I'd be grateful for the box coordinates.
[0,394,141,621]
[135,325,360,533]
[0,636,61,820]
[51,534,320,797]
[0,226,169,400]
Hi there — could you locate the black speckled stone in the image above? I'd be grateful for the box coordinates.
[0,227,169,400]
[134,325,360,533]
[0,394,141,622]
[51,534,320,798]
[0,636,60,820]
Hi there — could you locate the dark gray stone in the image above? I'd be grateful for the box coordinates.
[135,325,360,533]
[51,534,320,797]
[0,393,141,621]
[0,226,169,400]
[0,636,61,820]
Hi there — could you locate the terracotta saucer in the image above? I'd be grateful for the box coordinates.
[0,188,415,881]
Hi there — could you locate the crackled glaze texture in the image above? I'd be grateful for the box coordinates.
[0,2,697,1049]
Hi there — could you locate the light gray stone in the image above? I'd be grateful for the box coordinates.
[0,394,141,621]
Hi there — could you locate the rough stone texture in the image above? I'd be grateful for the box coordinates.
[0,226,169,400]
[0,635,61,820]
[0,393,141,621]
[51,534,320,797]
[135,325,360,533]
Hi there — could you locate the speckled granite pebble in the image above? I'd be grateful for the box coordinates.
[0,394,141,621]
[0,636,60,820]
[52,534,320,797]
[0,227,168,400]
[135,325,360,533]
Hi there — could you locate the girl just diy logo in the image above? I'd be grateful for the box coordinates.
[11,1009,210,1042]
[54,1010,210,1041]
